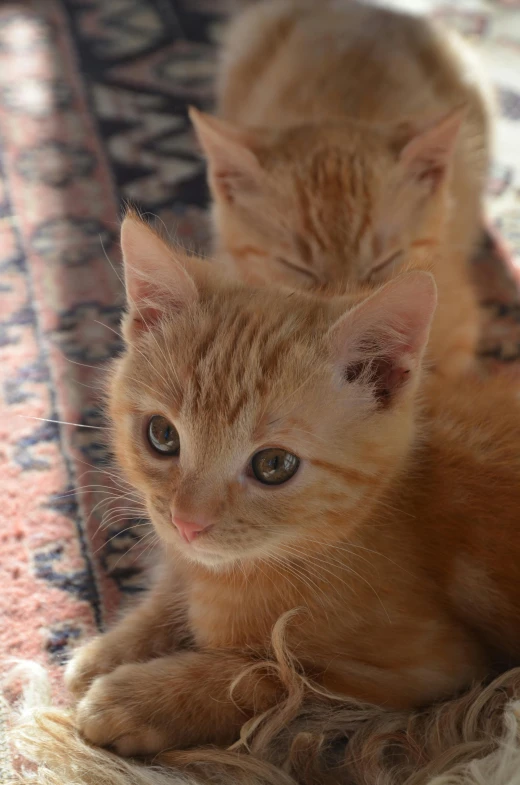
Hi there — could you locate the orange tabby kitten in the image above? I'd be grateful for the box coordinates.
[190,0,493,374]
[66,215,520,758]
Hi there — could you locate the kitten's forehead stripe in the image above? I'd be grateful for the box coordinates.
[294,148,372,264]
[310,459,379,486]
[353,174,373,252]
[183,296,319,426]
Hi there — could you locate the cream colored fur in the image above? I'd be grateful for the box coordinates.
[7,655,520,785]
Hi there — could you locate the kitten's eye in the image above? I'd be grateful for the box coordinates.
[275,257,319,285]
[147,416,180,456]
[251,448,300,485]
[368,250,404,279]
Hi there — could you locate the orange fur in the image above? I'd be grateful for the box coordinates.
[191,0,494,375]
[66,217,520,759]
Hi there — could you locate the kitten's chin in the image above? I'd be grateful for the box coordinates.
[158,528,266,570]
[155,528,242,568]
[184,548,239,569]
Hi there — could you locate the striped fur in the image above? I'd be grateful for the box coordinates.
[64,217,520,761]
[191,0,494,376]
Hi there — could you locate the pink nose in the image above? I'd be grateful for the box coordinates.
[172,516,212,544]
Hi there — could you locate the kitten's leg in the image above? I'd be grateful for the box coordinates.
[76,650,280,756]
[66,567,188,699]
[76,632,487,756]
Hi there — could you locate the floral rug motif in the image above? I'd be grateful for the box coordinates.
[0,0,519,777]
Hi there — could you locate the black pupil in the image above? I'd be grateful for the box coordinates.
[149,416,179,454]
[252,448,299,485]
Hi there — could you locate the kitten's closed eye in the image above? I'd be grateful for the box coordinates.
[147,416,180,456]
[275,257,320,285]
[250,448,300,486]
[367,251,404,281]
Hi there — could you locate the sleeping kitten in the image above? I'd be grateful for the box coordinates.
[67,214,520,757]
[190,0,493,375]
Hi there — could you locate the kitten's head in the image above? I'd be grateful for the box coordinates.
[110,213,436,569]
[191,108,462,289]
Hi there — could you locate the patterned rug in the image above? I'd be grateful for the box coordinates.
[0,0,519,778]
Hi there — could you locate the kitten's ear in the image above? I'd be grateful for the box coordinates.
[120,211,197,337]
[329,271,437,406]
[398,107,465,193]
[189,107,264,204]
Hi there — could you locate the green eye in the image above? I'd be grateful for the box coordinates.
[251,448,300,486]
[147,416,180,456]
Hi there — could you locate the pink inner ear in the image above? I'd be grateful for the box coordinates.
[400,149,448,195]
[130,305,163,333]
[343,350,412,407]
[329,272,437,405]
[120,213,199,341]
[214,167,252,205]
[399,109,464,194]
[211,153,263,205]
[189,110,263,205]
[124,268,169,335]
[414,162,445,192]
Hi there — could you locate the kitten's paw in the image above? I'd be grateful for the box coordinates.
[76,666,169,756]
[65,637,125,699]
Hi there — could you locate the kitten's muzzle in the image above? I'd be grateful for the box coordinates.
[171,514,213,544]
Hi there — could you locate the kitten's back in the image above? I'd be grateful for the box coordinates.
[403,372,520,657]
[219,0,492,135]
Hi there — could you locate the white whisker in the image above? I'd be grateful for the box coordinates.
[93,522,151,555]
[17,415,107,429]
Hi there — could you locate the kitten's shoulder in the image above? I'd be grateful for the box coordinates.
[422,371,520,456]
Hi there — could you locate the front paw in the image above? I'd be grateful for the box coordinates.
[76,665,170,757]
[65,636,126,700]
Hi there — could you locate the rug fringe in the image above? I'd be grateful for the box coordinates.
[6,658,520,785]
